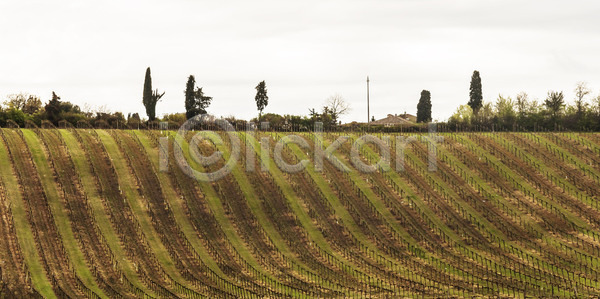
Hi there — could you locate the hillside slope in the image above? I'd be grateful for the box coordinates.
[1,129,600,297]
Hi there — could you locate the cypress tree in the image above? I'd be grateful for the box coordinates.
[255,81,268,122]
[185,75,197,119]
[143,68,152,119]
[416,90,432,123]
[185,75,212,119]
[468,70,483,112]
[142,67,164,121]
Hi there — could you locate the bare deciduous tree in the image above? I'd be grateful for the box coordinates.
[4,93,43,114]
[3,93,28,110]
[574,81,591,113]
[325,94,350,125]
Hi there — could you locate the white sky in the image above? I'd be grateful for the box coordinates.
[1,0,600,123]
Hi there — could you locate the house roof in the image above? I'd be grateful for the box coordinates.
[370,114,414,125]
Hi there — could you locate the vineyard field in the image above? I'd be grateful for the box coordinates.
[1,128,600,298]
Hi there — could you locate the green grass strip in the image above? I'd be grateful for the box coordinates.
[486,134,600,269]
[310,133,469,295]
[168,131,290,295]
[0,130,56,298]
[242,132,373,297]
[458,134,590,230]
[210,131,341,295]
[60,129,155,297]
[95,129,194,293]
[539,133,600,179]
[22,129,107,298]
[340,132,516,295]
[280,134,421,265]
[493,133,594,201]
[133,131,229,278]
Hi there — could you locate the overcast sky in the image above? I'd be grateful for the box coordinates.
[1,0,600,123]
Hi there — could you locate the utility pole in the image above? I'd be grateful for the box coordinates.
[367,76,370,123]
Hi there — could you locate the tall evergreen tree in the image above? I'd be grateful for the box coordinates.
[468,70,483,112]
[45,91,62,124]
[142,67,164,121]
[184,75,212,119]
[143,68,152,118]
[185,75,196,119]
[255,81,268,122]
[416,90,432,123]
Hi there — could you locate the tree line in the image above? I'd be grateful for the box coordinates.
[1,67,599,131]
[0,67,273,129]
[447,71,600,131]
